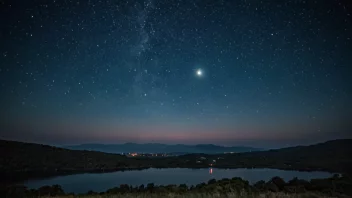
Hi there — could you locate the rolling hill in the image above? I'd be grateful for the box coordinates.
[1,139,351,182]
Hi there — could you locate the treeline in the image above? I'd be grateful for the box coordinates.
[2,174,352,197]
[0,139,146,182]
[176,139,352,174]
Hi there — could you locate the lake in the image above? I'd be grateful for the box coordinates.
[23,168,333,194]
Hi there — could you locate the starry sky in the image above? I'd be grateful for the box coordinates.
[0,0,351,148]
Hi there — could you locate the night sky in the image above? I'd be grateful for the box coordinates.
[0,0,351,148]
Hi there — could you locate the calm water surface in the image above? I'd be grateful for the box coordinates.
[24,168,333,193]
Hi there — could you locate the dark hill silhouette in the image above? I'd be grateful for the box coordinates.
[0,139,351,183]
[178,139,352,173]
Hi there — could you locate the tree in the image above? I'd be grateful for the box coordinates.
[87,190,97,195]
[179,184,188,192]
[138,184,145,191]
[208,179,217,185]
[3,185,27,198]
[38,185,64,196]
[271,176,286,190]
[254,180,266,191]
[51,185,64,196]
[119,184,130,193]
[288,177,310,188]
[265,182,279,192]
[147,183,155,192]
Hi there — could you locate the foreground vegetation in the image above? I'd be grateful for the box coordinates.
[41,193,345,198]
[2,174,352,197]
[1,139,352,183]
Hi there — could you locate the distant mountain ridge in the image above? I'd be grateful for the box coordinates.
[1,138,351,182]
[63,143,262,154]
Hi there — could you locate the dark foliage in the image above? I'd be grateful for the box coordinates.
[208,179,217,185]
[0,184,65,197]
[265,182,279,192]
[271,176,286,190]
[253,180,266,191]
[147,183,155,192]
[2,175,352,197]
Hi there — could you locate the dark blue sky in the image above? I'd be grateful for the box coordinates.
[0,0,351,148]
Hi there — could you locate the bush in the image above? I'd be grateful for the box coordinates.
[147,183,155,192]
[254,180,266,191]
[138,184,145,191]
[38,185,64,196]
[208,179,217,185]
[270,176,286,190]
[288,177,311,190]
[265,182,279,192]
[230,177,250,191]
[106,187,120,194]
[179,184,188,192]
[87,190,97,195]
[119,184,130,193]
[3,185,27,198]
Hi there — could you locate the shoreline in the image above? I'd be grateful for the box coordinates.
[3,174,350,197]
[2,166,339,186]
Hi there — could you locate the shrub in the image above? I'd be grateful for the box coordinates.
[208,179,217,185]
[271,176,286,190]
[138,184,145,191]
[87,190,97,195]
[265,182,279,192]
[38,185,64,196]
[3,185,27,198]
[147,183,155,192]
[179,184,188,192]
[254,180,266,191]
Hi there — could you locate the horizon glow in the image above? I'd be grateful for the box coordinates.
[0,0,351,148]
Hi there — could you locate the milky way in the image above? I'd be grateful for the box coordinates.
[0,0,351,147]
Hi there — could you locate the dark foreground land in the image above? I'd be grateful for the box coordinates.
[2,174,352,197]
[1,139,352,183]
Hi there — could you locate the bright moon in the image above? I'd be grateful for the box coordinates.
[196,69,202,76]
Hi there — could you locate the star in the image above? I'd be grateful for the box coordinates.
[196,69,202,77]
[0,0,350,147]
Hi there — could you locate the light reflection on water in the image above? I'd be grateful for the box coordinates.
[23,168,333,194]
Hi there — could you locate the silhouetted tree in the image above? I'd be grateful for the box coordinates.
[87,190,97,195]
[147,183,154,192]
[138,184,144,191]
[265,182,279,192]
[254,180,266,191]
[208,178,217,185]
[271,176,286,190]
[179,184,188,192]
[38,185,64,196]
[3,185,27,198]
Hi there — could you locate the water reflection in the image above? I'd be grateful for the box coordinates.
[24,168,333,194]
